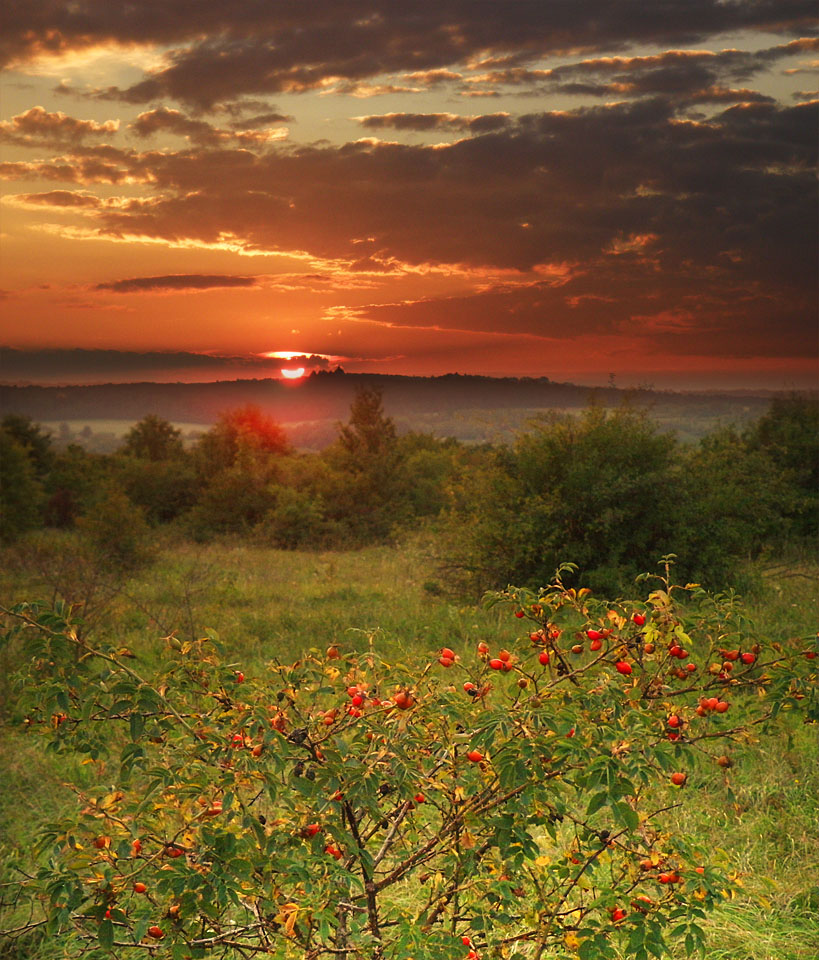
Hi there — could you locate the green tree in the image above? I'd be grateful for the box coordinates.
[0,430,43,542]
[675,428,787,582]
[325,387,406,542]
[196,405,290,473]
[76,485,153,570]
[44,444,105,528]
[0,414,54,476]
[441,406,680,595]
[121,414,184,461]
[746,392,819,539]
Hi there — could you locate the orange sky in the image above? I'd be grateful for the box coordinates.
[1,3,817,389]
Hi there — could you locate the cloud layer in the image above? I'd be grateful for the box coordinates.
[1,0,816,385]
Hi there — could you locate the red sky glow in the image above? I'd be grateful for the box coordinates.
[1,2,817,389]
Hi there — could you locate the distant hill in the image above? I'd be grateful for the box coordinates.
[0,370,781,448]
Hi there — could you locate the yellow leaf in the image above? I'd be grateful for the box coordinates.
[564,931,581,951]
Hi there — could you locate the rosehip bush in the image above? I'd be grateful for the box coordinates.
[1,560,815,959]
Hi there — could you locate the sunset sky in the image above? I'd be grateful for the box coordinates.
[1,1,817,388]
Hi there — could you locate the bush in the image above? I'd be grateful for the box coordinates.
[1,560,814,959]
[440,407,681,596]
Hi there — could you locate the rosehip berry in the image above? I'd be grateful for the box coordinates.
[538,651,550,666]
[715,701,729,713]
[466,750,483,763]
[632,613,646,626]
[740,652,756,665]
[587,629,603,642]
[667,715,681,728]
[514,610,525,618]
[489,658,504,670]
[134,882,147,894]
[147,926,164,940]
[414,793,426,804]
[589,638,602,651]
[670,772,687,786]
[441,647,456,660]
[615,661,632,675]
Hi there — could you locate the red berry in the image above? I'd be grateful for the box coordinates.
[477,641,489,658]
[610,907,627,922]
[351,694,365,707]
[489,658,504,670]
[632,613,646,626]
[147,925,165,940]
[131,839,142,856]
[706,697,719,711]
[441,647,456,660]
[326,645,340,659]
[514,610,525,618]
[304,823,321,837]
[325,844,343,860]
[589,638,602,651]
[670,772,687,786]
[715,701,729,713]
[235,671,244,683]
[538,651,550,666]
[740,652,756,665]
[669,644,682,658]
[498,649,511,662]
[133,882,147,894]
[466,750,483,763]
[587,629,603,642]
[686,663,696,672]
[667,715,681,728]
[463,681,476,692]
[615,661,632,675]
[414,793,426,804]
[805,651,816,660]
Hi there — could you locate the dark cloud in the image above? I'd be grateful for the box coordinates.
[518,39,819,104]
[0,106,119,147]
[4,2,813,107]
[356,112,510,133]
[95,274,260,292]
[129,107,287,145]
[0,348,342,384]
[15,189,102,207]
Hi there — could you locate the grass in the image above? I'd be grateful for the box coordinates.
[1,537,817,959]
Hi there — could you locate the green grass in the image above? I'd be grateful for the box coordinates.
[1,538,817,959]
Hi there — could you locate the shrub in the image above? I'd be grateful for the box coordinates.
[1,560,814,959]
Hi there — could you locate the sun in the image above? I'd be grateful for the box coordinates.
[280,367,305,379]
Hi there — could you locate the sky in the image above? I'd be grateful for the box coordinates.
[1,1,817,389]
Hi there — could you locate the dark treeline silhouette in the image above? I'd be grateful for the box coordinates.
[1,389,816,595]
[0,370,778,427]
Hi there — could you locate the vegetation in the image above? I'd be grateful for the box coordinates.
[0,392,816,958]
[0,551,816,960]
[2,392,817,594]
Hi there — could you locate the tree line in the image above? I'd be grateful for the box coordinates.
[1,389,816,594]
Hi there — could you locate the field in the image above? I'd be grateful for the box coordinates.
[1,538,817,959]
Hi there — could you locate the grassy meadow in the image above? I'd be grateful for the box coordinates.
[1,538,817,959]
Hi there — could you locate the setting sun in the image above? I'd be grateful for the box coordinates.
[280,367,305,379]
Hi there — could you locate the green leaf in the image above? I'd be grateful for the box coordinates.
[586,791,608,816]
[98,918,114,949]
